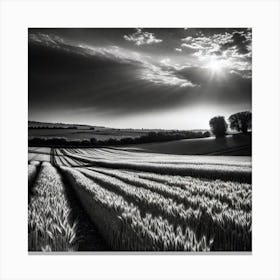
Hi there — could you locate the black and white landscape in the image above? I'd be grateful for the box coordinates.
[28,28,252,252]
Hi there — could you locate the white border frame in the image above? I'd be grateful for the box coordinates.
[1,0,280,279]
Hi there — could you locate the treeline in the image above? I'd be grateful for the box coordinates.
[209,111,252,138]
[29,130,210,147]
[29,126,78,129]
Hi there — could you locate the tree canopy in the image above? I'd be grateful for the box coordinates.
[228,111,252,133]
[209,116,228,138]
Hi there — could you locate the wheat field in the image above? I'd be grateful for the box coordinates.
[28,147,252,252]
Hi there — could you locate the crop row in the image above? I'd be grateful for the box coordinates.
[71,147,251,167]
[62,148,251,169]
[60,166,213,251]
[28,162,79,251]
[61,166,251,251]
[84,167,251,212]
[60,149,251,183]
[79,168,251,250]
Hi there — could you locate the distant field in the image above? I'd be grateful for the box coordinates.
[123,133,251,156]
[28,132,251,161]
[29,127,251,156]
[28,128,147,141]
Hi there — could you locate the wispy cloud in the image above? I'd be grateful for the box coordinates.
[78,44,196,87]
[29,32,196,88]
[29,33,65,47]
[29,33,142,63]
[124,28,163,46]
[141,62,197,88]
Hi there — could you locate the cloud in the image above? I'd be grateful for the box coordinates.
[29,32,196,88]
[29,44,199,118]
[29,29,251,122]
[172,65,251,104]
[230,69,251,79]
[79,44,196,88]
[141,63,197,88]
[181,33,233,53]
[29,31,200,120]
[180,30,251,56]
[174,48,182,52]
[124,28,163,46]
[220,30,252,55]
[29,32,143,65]
[29,33,65,47]
[28,28,252,129]
[181,43,203,51]
[179,29,252,78]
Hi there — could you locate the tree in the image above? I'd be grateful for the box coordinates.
[209,116,228,138]
[228,111,252,133]
[203,131,211,138]
[90,137,97,145]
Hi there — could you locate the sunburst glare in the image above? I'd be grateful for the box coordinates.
[206,58,225,73]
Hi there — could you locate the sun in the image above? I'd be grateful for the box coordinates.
[206,58,224,73]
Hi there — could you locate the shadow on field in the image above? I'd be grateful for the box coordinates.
[123,133,252,156]
[58,167,110,251]
[28,150,51,156]
[28,163,41,204]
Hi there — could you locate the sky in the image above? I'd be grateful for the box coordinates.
[28,28,252,130]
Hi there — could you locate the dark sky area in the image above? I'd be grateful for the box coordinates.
[28,28,252,129]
